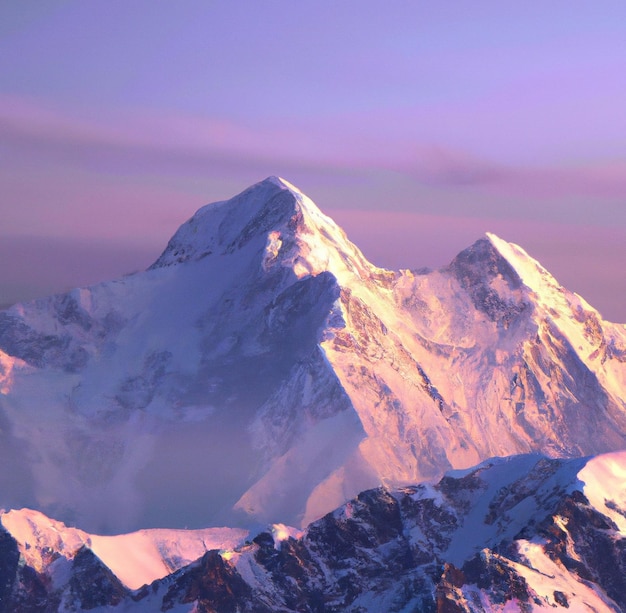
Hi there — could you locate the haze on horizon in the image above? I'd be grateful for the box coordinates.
[1,1,625,320]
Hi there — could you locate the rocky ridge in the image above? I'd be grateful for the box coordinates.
[2,452,626,611]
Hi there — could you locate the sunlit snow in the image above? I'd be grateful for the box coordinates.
[0,176,624,540]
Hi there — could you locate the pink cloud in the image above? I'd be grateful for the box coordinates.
[2,94,625,205]
[482,163,626,200]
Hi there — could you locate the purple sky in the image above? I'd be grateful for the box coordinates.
[1,1,625,320]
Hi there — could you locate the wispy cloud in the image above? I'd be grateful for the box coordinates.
[3,94,625,205]
[1,95,624,321]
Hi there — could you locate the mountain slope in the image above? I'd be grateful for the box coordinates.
[0,176,625,534]
[324,230,626,493]
[0,508,248,591]
[164,451,626,612]
[4,452,626,611]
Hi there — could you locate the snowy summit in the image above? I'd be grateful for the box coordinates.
[0,176,625,538]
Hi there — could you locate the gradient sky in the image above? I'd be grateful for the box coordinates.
[1,1,625,320]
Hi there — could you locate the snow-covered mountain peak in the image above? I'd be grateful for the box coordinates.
[448,231,545,293]
[485,232,568,303]
[149,176,374,284]
[0,508,90,573]
[150,176,296,269]
[1,176,625,539]
[578,450,626,534]
[482,232,626,368]
[445,233,530,328]
[447,231,612,335]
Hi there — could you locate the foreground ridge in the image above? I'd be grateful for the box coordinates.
[0,176,624,536]
[2,452,626,611]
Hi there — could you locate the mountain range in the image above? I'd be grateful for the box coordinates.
[2,452,626,611]
[0,176,625,611]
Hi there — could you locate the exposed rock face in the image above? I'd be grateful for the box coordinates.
[0,176,625,539]
[160,550,254,613]
[3,453,626,611]
[151,454,626,612]
[63,547,128,610]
